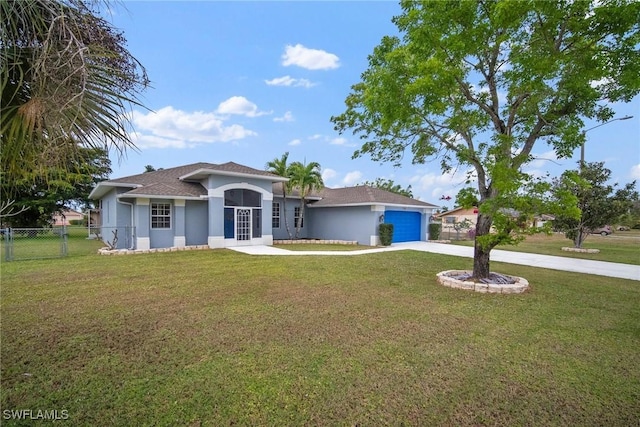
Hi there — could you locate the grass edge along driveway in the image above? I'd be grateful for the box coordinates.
[2,249,639,426]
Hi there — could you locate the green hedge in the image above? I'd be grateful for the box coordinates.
[379,223,394,246]
[428,223,441,240]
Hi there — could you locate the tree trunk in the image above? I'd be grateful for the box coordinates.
[573,227,586,248]
[281,183,293,239]
[472,213,493,280]
[295,200,304,239]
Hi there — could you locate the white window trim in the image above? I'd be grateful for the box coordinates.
[151,202,172,229]
[272,202,281,229]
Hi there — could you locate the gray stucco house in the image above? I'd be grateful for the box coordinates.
[89,161,437,250]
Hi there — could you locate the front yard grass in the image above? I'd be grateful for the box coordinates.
[2,249,639,426]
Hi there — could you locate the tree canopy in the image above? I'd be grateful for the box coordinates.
[266,152,294,239]
[332,0,640,278]
[289,161,324,239]
[1,0,149,184]
[361,178,413,198]
[1,147,111,227]
[553,162,638,248]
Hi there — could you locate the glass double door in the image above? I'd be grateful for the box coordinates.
[224,207,261,242]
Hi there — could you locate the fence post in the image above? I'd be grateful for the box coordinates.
[4,228,14,261]
[61,226,68,256]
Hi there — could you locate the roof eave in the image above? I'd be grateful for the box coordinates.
[117,193,204,201]
[89,182,142,199]
[309,202,436,209]
[180,168,289,182]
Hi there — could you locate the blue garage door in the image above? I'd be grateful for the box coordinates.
[385,210,421,243]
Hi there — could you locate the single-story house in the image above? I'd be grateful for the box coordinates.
[435,206,555,230]
[435,206,479,229]
[88,161,438,250]
[52,208,85,226]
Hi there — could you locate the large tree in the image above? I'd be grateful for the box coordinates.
[289,161,324,239]
[553,162,638,248]
[2,146,111,227]
[332,0,640,279]
[1,0,148,189]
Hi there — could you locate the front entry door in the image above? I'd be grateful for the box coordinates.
[236,209,251,241]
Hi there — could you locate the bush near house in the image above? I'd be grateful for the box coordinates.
[428,222,441,240]
[379,223,394,246]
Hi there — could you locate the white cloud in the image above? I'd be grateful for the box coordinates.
[274,111,294,122]
[409,169,474,201]
[265,75,316,88]
[129,106,256,149]
[330,137,347,145]
[631,164,640,179]
[343,170,363,186]
[288,139,301,146]
[322,168,337,183]
[308,134,323,140]
[216,96,271,117]
[281,44,340,70]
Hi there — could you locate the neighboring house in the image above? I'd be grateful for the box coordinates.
[435,206,479,229]
[435,207,554,230]
[89,161,438,250]
[52,208,84,226]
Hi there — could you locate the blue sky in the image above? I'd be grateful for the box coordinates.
[106,1,640,208]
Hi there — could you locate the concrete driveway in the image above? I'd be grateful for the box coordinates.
[230,242,640,281]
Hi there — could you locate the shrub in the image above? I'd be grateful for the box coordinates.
[428,223,441,240]
[379,223,394,246]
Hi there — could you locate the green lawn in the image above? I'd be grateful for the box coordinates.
[1,249,639,426]
[451,231,640,265]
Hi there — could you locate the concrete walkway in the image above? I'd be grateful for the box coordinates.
[229,242,640,281]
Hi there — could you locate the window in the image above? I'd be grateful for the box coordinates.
[224,189,261,207]
[272,202,280,229]
[151,203,171,229]
[294,206,303,228]
[445,216,456,224]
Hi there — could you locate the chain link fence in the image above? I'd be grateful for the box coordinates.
[1,226,133,261]
[2,227,68,261]
[439,227,475,241]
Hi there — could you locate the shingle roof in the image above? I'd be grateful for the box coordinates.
[92,162,283,199]
[92,162,437,208]
[308,185,437,208]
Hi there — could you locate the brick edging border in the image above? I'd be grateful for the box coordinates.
[436,270,529,294]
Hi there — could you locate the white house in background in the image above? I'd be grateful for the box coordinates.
[89,161,438,250]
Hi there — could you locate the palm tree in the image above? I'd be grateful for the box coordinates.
[289,161,324,239]
[266,152,293,239]
[1,0,149,191]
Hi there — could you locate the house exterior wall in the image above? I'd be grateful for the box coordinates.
[100,189,135,249]
[271,197,310,240]
[307,205,379,245]
[206,177,275,248]
[185,200,208,246]
[148,198,174,249]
